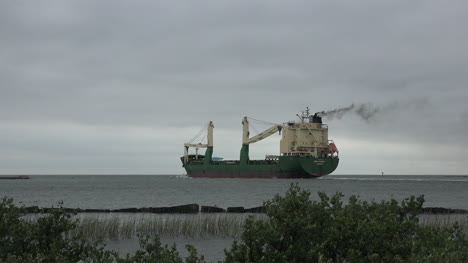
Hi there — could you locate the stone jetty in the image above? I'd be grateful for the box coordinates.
[201,206,226,213]
[0,175,30,180]
[23,205,468,214]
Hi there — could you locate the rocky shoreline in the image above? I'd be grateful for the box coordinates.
[22,204,466,214]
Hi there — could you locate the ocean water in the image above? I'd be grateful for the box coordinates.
[0,174,467,210]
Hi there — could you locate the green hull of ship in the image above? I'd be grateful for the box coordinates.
[183,156,339,178]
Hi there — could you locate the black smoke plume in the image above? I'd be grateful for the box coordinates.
[316,103,380,122]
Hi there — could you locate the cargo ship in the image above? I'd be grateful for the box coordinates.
[181,108,339,178]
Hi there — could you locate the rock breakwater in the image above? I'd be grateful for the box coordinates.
[23,205,468,214]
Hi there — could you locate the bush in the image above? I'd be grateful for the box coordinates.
[0,197,205,263]
[117,235,205,263]
[223,184,468,263]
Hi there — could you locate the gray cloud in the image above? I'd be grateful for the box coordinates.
[1,0,467,174]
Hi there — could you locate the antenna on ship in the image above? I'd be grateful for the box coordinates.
[297,107,311,123]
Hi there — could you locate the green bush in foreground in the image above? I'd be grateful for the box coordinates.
[1,184,467,263]
[224,184,468,263]
[0,197,205,263]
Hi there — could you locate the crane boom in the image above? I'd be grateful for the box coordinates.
[242,117,282,145]
[184,143,208,148]
[246,125,282,144]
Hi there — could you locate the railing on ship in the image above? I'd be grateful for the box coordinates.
[265,155,279,161]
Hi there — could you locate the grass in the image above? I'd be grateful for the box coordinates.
[419,213,468,235]
[66,213,266,240]
[24,212,467,241]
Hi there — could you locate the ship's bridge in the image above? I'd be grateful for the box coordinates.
[280,112,336,158]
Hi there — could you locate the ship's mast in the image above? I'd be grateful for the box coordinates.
[296,107,311,123]
[242,117,249,145]
[207,121,214,147]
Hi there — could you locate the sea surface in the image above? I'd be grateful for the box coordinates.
[1,174,467,209]
[1,174,467,262]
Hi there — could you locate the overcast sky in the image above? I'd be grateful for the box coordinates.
[1,0,467,175]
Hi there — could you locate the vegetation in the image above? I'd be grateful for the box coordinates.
[1,184,468,262]
[0,197,205,263]
[224,184,468,263]
[419,213,468,235]
[65,213,256,240]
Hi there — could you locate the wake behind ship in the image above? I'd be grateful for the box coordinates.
[181,108,339,178]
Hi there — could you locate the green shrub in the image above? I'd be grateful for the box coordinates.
[223,184,468,263]
[0,197,116,262]
[117,234,205,263]
[0,197,205,263]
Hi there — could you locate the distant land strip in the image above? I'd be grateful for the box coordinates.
[0,175,30,180]
[21,205,467,215]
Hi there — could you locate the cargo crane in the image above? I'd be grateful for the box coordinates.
[240,117,282,164]
[183,121,214,165]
